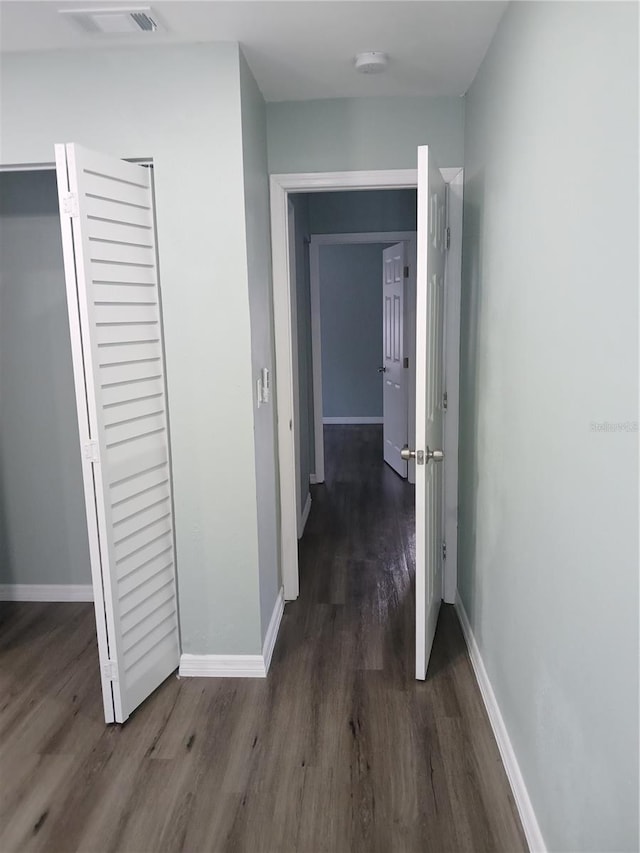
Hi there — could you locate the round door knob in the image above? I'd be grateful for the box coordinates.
[426,447,444,462]
[401,446,444,463]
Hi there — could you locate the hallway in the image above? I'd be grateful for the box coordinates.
[0,426,526,852]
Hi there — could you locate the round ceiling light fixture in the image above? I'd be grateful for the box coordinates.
[354,51,389,74]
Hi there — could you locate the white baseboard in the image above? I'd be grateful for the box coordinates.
[178,653,266,678]
[0,584,94,602]
[309,473,319,485]
[179,587,285,679]
[298,493,312,539]
[262,586,285,673]
[322,416,383,425]
[455,593,546,853]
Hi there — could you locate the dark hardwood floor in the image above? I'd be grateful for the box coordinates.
[0,425,526,852]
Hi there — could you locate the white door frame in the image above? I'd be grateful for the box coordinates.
[270,168,463,604]
[309,230,417,485]
[287,199,305,536]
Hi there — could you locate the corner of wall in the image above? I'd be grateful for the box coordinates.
[238,50,281,648]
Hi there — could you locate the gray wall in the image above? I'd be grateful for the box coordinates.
[319,243,389,419]
[0,171,90,586]
[239,53,281,642]
[266,96,465,173]
[290,194,313,510]
[309,190,417,235]
[0,44,266,655]
[459,3,639,851]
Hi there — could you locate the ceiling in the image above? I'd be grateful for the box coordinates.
[0,1,508,101]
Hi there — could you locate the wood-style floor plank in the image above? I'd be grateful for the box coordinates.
[0,425,527,852]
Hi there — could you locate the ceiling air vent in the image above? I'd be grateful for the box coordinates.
[130,11,156,31]
[59,7,165,35]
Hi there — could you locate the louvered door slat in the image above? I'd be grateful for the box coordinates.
[94,282,158,302]
[118,552,174,601]
[97,322,160,346]
[82,171,154,209]
[99,357,163,385]
[88,219,155,247]
[114,497,172,549]
[99,340,162,367]
[108,446,169,489]
[119,564,174,609]
[110,460,169,504]
[116,530,173,580]
[56,143,179,724]
[103,392,165,427]
[124,632,181,711]
[104,410,166,447]
[85,195,153,229]
[89,240,157,266]
[91,262,157,286]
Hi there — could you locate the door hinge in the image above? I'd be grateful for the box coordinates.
[443,390,448,410]
[83,440,100,463]
[403,356,409,369]
[62,191,79,218]
[403,265,409,278]
[446,227,451,250]
[442,541,447,560]
[102,660,118,681]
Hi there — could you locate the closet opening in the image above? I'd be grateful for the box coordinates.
[1,147,180,726]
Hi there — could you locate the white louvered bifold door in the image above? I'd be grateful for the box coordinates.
[55,143,180,724]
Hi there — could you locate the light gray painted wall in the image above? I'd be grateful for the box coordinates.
[266,96,464,174]
[290,194,313,506]
[0,44,263,654]
[239,53,280,641]
[320,243,389,419]
[309,190,417,235]
[459,3,639,851]
[0,171,90,586]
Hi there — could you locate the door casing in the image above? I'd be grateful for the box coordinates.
[270,168,463,604]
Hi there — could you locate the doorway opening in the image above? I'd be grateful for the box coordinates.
[0,167,94,601]
[307,228,418,487]
[270,162,463,678]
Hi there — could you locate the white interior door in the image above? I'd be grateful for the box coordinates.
[414,146,447,680]
[55,143,180,723]
[382,242,408,477]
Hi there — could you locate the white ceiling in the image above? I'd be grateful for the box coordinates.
[0,1,508,101]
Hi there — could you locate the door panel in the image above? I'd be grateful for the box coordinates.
[382,242,408,477]
[55,143,180,723]
[415,146,447,680]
